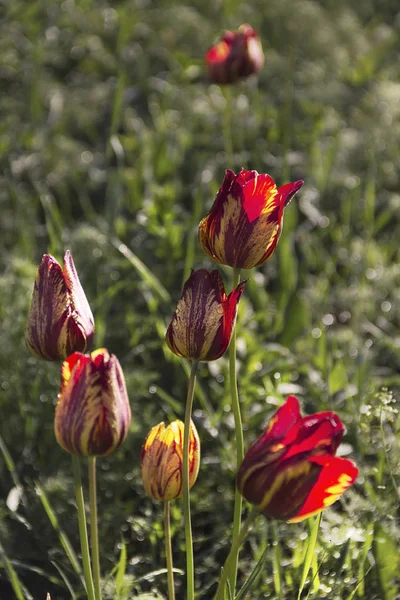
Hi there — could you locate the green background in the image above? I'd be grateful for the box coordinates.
[1,0,399,598]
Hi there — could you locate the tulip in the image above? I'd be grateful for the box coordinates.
[140,420,200,502]
[166,269,246,361]
[25,251,94,361]
[55,349,131,456]
[199,169,303,270]
[206,24,264,84]
[237,396,358,522]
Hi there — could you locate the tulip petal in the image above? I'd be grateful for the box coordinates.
[277,180,304,207]
[284,412,344,459]
[242,173,278,223]
[288,456,359,522]
[63,250,95,351]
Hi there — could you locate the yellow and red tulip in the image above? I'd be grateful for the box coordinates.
[199,169,303,270]
[140,420,200,502]
[206,24,264,84]
[55,348,131,456]
[25,251,94,361]
[237,396,358,522]
[166,269,246,361]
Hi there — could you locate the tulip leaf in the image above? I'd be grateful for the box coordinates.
[234,544,270,600]
[373,524,399,600]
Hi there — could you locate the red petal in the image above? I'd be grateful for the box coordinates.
[285,412,344,459]
[278,180,304,207]
[242,173,278,223]
[288,455,358,522]
[206,41,230,65]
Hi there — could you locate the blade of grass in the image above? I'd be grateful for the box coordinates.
[0,540,32,600]
[234,543,270,600]
[35,483,82,577]
[297,513,322,600]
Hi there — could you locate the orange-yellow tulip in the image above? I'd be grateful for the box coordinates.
[141,420,200,501]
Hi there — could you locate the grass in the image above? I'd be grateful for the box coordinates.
[1,0,400,598]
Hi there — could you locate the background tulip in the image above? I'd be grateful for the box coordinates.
[237,396,358,521]
[140,420,200,502]
[206,24,264,84]
[199,169,303,270]
[166,269,246,361]
[55,348,131,456]
[25,250,94,361]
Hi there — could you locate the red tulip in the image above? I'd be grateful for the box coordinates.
[25,251,94,361]
[237,396,358,522]
[206,24,264,84]
[55,349,131,456]
[199,169,303,269]
[166,269,246,361]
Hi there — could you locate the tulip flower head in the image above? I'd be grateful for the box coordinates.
[140,420,200,502]
[206,24,264,84]
[55,349,131,456]
[26,251,94,361]
[166,269,246,361]
[199,169,303,270]
[237,396,358,522]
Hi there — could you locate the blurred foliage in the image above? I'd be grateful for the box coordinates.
[1,0,400,598]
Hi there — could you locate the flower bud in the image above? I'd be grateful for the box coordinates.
[140,420,200,501]
[206,24,264,84]
[55,349,131,456]
[237,396,358,522]
[166,269,246,361]
[199,169,303,270]
[26,251,94,361]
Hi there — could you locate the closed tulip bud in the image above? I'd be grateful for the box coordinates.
[26,251,94,361]
[55,349,131,456]
[199,169,303,270]
[237,396,358,522]
[166,269,246,361]
[206,24,264,84]
[140,420,200,501]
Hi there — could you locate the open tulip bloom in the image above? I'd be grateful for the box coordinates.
[206,24,264,85]
[237,396,358,522]
[55,348,131,456]
[166,269,246,361]
[25,250,94,361]
[199,169,303,270]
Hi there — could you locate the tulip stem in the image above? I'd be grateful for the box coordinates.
[71,456,96,600]
[183,359,199,600]
[88,457,102,600]
[227,267,244,595]
[215,508,258,600]
[164,501,175,600]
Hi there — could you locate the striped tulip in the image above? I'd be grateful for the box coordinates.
[25,251,94,361]
[140,420,200,501]
[237,396,358,522]
[166,269,246,361]
[206,24,264,84]
[55,349,131,456]
[199,169,303,269]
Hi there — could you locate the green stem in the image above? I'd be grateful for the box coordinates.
[164,501,175,600]
[215,508,258,600]
[71,456,96,600]
[183,360,199,600]
[227,267,244,595]
[88,457,101,600]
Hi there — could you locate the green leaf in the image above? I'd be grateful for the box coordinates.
[373,524,399,600]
